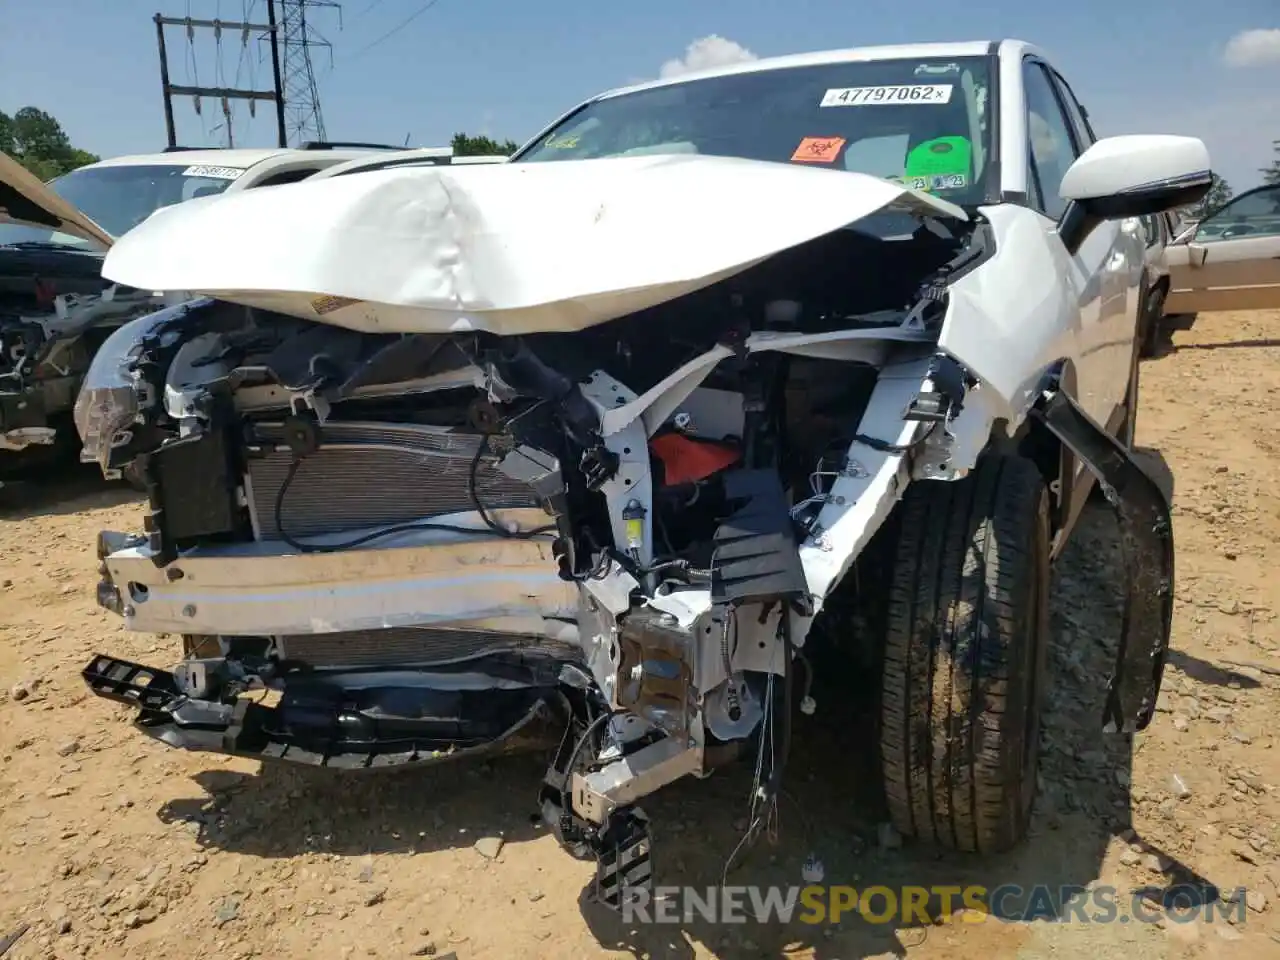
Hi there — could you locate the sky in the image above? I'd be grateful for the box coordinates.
[1,0,1278,190]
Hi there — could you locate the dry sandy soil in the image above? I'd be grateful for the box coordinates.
[2,308,1279,960]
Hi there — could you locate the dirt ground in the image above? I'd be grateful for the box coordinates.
[2,308,1279,960]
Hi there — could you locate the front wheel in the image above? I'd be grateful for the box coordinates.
[879,455,1050,854]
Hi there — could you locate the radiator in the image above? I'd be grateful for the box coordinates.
[246,421,540,540]
[277,626,570,668]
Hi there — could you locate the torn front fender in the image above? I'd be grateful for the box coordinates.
[1031,388,1173,733]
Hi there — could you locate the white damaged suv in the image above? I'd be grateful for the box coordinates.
[75,40,1204,905]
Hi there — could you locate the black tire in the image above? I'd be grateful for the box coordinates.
[1138,283,1167,359]
[121,461,148,492]
[879,455,1050,854]
[1115,318,1142,451]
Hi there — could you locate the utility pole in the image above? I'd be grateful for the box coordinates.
[266,1,287,148]
[278,1,340,146]
[154,17,178,149]
[153,12,287,149]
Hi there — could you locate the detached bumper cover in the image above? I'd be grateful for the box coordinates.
[82,653,563,768]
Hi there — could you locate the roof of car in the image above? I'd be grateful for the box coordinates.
[597,39,1034,101]
[79,146,399,171]
[306,148,504,180]
[81,148,301,170]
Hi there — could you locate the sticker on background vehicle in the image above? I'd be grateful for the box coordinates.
[790,136,847,164]
[820,85,953,107]
[182,165,246,180]
[310,295,362,315]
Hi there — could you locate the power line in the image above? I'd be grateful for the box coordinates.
[154,10,284,148]
[231,1,254,144]
[182,0,210,141]
[346,0,442,61]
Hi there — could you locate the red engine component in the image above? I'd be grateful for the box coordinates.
[34,277,57,310]
[649,433,742,487]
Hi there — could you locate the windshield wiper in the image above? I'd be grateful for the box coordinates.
[0,240,97,253]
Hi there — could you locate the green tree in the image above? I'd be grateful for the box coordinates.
[1185,172,1233,219]
[451,132,519,157]
[1261,139,1280,187]
[0,106,99,180]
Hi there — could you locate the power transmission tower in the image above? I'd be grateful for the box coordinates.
[153,12,287,148]
[277,0,341,145]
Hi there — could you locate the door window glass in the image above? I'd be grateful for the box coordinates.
[1141,215,1163,248]
[1194,185,1280,243]
[1051,73,1096,149]
[1023,62,1081,220]
[252,167,322,188]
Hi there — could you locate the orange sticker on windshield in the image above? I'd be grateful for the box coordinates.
[791,136,846,163]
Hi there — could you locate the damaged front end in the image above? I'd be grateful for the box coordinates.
[74,156,1173,905]
[0,151,160,481]
[77,219,973,898]
[1,284,162,477]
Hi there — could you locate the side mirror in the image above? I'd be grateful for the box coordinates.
[1058,135,1212,254]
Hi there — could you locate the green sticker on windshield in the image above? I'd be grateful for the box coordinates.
[904,136,972,191]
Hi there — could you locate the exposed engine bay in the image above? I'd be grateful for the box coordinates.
[80,212,991,900]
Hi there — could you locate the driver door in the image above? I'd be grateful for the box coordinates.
[1165,184,1280,313]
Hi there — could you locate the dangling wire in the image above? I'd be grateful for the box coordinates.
[721,636,782,884]
[230,1,257,142]
[185,1,210,141]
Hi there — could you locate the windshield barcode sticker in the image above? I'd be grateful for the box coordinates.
[182,164,246,180]
[821,85,953,107]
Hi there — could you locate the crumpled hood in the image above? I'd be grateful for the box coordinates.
[0,151,114,248]
[101,153,965,336]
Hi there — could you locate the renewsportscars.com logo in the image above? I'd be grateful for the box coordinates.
[621,883,1250,926]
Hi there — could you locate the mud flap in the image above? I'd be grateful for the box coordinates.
[1031,389,1173,733]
